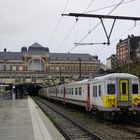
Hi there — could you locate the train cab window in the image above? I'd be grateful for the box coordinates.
[107,84,115,94]
[79,87,82,95]
[93,86,97,97]
[132,84,138,94]
[99,85,102,96]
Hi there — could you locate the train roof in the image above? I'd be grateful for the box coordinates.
[66,79,89,86]
[93,73,139,81]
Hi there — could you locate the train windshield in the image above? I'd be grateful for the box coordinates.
[107,84,115,94]
[132,84,139,94]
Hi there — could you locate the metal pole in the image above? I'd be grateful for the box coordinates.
[59,65,62,84]
[78,58,81,80]
[128,37,130,73]
[0,73,2,100]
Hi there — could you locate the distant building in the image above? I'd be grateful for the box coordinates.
[100,63,107,71]
[106,54,116,70]
[0,42,101,84]
[116,35,140,67]
[136,43,140,58]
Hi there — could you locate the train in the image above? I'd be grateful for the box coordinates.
[39,73,140,119]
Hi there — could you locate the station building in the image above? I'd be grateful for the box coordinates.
[0,42,101,85]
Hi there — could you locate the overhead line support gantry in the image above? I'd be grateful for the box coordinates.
[62,13,140,45]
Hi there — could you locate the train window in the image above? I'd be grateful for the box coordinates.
[99,85,102,96]
[75,88,78,95]
[70,88,72,95]
[107,84,115,94]
[79,87,82,95]
[132,84,138,94]
[122,83,126,95]
[68,88,70,94]
[61,89,64,94]
[71,88,73,95]
[93,86,97,97]
[69,88,71,94]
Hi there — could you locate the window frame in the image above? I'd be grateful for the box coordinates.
[93,85,97,97]
[132,84,139,94]
[99,85,102,96]
[107,84,115,95]
[79,87,82,95]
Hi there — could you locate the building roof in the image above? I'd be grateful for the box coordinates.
[0,52,22,60]
[0,43,99,61]
[50,53,99,61]
[0,51,99,61]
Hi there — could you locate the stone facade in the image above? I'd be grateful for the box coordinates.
[0,42,101,85]
[106,54,116,70]
[116,35,140,67]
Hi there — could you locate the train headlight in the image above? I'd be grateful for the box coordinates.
[107,97,116,106]
[134,97,140,106]
[112,98,116,102]
[108,97,112,101]
[111,98,116,106]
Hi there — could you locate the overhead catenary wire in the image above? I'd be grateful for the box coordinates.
[56,0,133,54]
[52,0,138,69]
[111,22,140,43]
[54,0,96,53]
[94,22,140,64]
[47,0,70,47]
[55,21,77,53]
[83,0,95,13]
[68,0,126,53]
[85,0,136,14]
[110,21,139,46]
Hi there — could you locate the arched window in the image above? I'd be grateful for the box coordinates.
[28,59,45,71]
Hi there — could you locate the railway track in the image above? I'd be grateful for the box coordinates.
[33,97,102,140]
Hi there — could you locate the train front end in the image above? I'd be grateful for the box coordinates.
[99,73,140,120]
[116,76,140,114]
[104,73,140,117]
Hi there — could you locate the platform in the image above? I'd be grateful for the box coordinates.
[0,97,65,140]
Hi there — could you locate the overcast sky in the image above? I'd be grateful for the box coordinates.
[0,0,140,63]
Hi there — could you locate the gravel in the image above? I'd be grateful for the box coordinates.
[39,98,138,140]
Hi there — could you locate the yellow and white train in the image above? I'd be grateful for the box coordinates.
[39,73,140,118]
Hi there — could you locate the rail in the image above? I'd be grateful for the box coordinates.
[33,97,102,140]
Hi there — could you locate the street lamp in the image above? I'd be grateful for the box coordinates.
[127,60,133,73]
[0,74,2,100]
[78,58,82,80]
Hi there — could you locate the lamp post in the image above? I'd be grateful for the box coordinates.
[127,37,133,73]
[78,58,81,80]
[127,60,133,73]
[0,73,2,100]
[59,65,62,84]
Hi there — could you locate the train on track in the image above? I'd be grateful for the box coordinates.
[39,73,140,119]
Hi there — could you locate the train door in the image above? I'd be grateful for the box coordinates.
[56,87,58,101]
[87,83,91,111]
[117,78,131,107]
[63,87,66,104]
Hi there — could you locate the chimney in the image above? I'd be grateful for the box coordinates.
[128,35,130,38]
[119,39,122,43]
[4,48,7,52]
[131,34,134,38]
